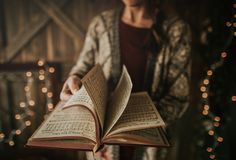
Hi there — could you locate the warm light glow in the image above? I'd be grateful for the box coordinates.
[20,102,26,108]
[202,93,208,98]
[49,67,55,73]
[226,21,232,27]
[206,147,213,152]
[203,79,209,85]
[39,69,45,75]
[204,104,210,110]
[9,141,15,146]
[234,32,236,36]
[213,122,220,127]
[233,3,236,9]
[25,120,31,126]
[217,137,223,142]
[232,96,236,102]
[208,130,214,136]
[24,86,30,92]
[233,22,236,27]
[221,52,227,58]
[15,114,21,120]
[26,71,32,77]
[42,87,48,93]
[39,75,45,80]
[214,116,221,122]
[38,60,44,66]
[202,110,208,115]
[200,86,206,92]
[234,14,236,19]
[47,92,53,98]
[27,110,35,116]
[207,26,213,32]
[29,100,35,106]
[207,70,213,76]
[0,133,5,139]
[209,154,216,159]
[48,103,54,111]
[15,129,21,135]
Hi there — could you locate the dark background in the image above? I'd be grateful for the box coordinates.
[0,0,235,159]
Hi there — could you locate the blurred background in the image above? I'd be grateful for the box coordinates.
[0,0,235,160]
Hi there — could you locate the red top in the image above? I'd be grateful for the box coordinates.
[119,20,151,92]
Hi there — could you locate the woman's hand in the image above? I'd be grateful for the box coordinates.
[60,75,82,101]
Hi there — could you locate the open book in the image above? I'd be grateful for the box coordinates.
[26,64,170,152]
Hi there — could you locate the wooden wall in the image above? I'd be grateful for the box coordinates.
[0,0,120,78]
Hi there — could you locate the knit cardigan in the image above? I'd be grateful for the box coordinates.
[69,8,191,160]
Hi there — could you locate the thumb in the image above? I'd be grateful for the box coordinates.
[68,76,82,94]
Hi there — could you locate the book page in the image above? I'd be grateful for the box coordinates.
[108,92,165,136]
[32,102,96,142]
[81,64,108,129]
[62,85,96,114]
[103,128,169,147]
[103,66,132,137]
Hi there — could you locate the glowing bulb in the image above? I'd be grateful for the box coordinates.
[15,129,21,135]
[24,86,30,92]
[42,87,48,93]
[206,147,213,152]
[47,103,54,111]
[25,120,31,126]
[27,110,35,116]
[9,141,15,146]
[49,67,55,73]
[15,114,21,120]
[208,130,214,136]
[221,52,227,58]
[207,70,213,76]
[202,93,208,98]
[207,26,213,32]
[203,79,209,85]
[200,86,206,92]
[214,116,221,122]
[226,21,232,27]
[213,122,220,127]
[38,60,44,66]
[0,133,5,139]
[20,102,26,108]
[232,96,236,102]
[39,69,45,74]
[202,110,208,115]
[217,137,223,142]
[234,3,236,8]
[233,22,236,27]
[47,92,53,98]
[39,75,45,80]
[204,105,209,110]
[29,100,35,106]
[26,71,32,77]
[209,154,215,159]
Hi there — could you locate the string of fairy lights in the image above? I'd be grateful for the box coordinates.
[0,59,56,146]
[199,3,236,160]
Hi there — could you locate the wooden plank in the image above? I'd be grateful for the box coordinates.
[33,0,85,41]
[0,0,68,63]
[46,24,54,61]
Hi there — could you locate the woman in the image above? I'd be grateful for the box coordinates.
[60,0,191,159]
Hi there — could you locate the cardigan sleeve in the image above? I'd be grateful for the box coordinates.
[158,20,191,125]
